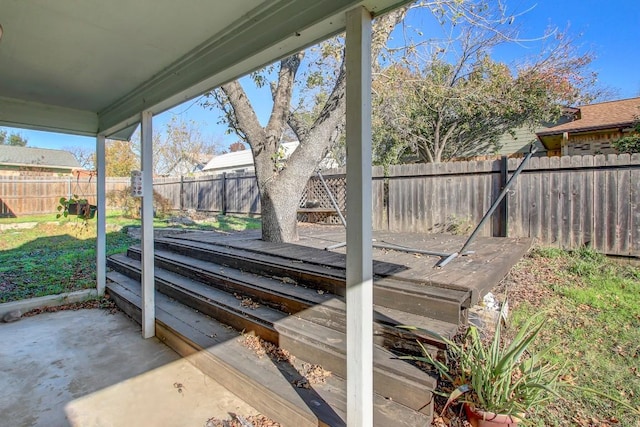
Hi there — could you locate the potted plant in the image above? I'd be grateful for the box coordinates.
[401,309,561,426]
[56,195,96,220]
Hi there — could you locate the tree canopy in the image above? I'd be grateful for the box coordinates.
[152,116,219,176]
[103,139,139,177]
[371,4,603,164]
[66,146,95,170]
[203,0,607,242]
[0,129,28,146]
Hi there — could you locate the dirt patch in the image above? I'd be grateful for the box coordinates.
[22,294,119,317]
[492,248,572,311]
[204,413,281,427]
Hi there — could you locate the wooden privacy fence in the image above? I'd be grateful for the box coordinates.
[0,176,129,217]
[504,154,640,257]
[154,172,260,215]
[359,153,639,257]
[2,154,638,257]
[301,154,640,257]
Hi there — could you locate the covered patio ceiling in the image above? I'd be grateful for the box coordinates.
[0,0,409,140]
[1,2,413,425]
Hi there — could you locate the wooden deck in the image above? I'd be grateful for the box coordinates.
[172,225,532,305]
[106,226,531,426]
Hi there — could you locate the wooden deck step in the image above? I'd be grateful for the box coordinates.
[118,248,459,348]
[107,254,437,413]
[106,272,432,427]
[151,238,470,324]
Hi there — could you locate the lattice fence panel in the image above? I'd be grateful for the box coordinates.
[299,173,346,224]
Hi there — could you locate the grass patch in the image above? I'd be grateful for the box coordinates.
[191,214,262,232]
[0,211,261,303]
[0,213,60,224]
[504,247,640,426]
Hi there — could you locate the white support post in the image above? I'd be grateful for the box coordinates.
[96,134,106,296]
[345,7,373,427]
[141,111,156,338]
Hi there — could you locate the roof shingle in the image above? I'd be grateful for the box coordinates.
[0,146,81,169]
[537,97,640,136]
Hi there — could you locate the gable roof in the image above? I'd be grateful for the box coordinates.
[203,149,254,172]
[0,146,80,169]
[537,97,640,136]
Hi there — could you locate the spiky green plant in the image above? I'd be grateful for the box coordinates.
[401,311,561,419]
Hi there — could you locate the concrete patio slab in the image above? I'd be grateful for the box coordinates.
[0,309,258,427]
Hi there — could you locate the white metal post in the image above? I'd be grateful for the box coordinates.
[345,6,373,427]
[96,134,106,295]
[141,111,156,338]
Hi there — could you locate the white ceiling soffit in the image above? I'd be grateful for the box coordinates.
[0,0,410,139]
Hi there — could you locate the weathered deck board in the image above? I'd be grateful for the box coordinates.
[173,227,531,305]
[107,272,432,427]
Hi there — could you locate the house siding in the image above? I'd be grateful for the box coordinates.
[497,127,547,156]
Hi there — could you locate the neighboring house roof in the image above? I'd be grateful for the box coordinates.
[537,97,640,137]
[203,149,254,172]
[163,154,212,176]
[203,142,299,173]
[0,146,81,169]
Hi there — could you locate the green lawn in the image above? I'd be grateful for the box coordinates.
[503,247,640,426]
[0,211,260,303]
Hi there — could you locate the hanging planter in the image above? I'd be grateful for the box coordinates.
[66,202,80,215]
[78,203,97,220]
[57,196,96,220]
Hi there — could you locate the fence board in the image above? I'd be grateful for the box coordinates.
[631,154,640,255]
[592,155,607,251]
[559,156,572,248]
[538,157,551,245]
[605,155,619,254]
[528,157,542,242]
[372,175,386,230]
[581,156,594,248]
[1,154,639,257]
[616,154,631,255]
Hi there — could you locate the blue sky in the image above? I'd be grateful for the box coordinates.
[4,0,639,153]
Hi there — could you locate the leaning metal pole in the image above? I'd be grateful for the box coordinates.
[436,147,537,267]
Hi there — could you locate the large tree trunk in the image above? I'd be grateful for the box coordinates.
[219,8,407,242]
[259,170,308,242]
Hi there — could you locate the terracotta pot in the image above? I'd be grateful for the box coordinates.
[464,403,522,427]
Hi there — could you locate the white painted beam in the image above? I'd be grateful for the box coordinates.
[96,134,106,296]
[97,0,413,138]
[345,6,373,427]
[0,96,98,136]
[140,111,155,338]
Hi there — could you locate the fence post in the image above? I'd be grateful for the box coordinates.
[221,172,227,216]
[498,156,509,237]
[179,176,184,211]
